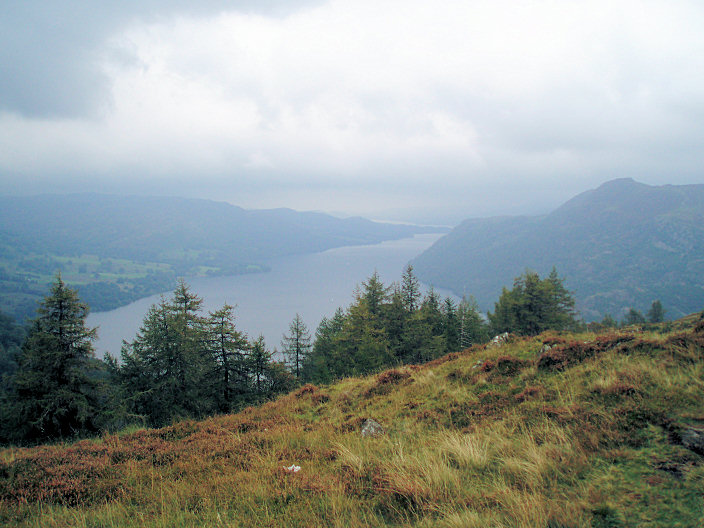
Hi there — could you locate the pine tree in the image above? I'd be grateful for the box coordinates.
[646,300,665,323]
[384,284,408,361]
[622,307,646,326]
[281,314,312,380]
[488,269,577,336]
[401,264,421,313]
[360,271,390,321]
[305,309,345,383]
[601,313,617,328]
[486,286,518,335]
[0,310,24,387]
[442,297,460,354]
[544,267,577,330]
[250,335,272,399]
[118,281,215,426]
[340,301,393,374]
[457,296,489,347]
[10,275,100,441]
[420,287,443,336]
[206,304,249,412]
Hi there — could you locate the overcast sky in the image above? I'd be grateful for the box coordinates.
[1,0,703,224]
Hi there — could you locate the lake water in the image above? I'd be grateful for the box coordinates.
[87,233,457,358]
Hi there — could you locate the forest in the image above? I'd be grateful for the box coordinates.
[0,266,665,445]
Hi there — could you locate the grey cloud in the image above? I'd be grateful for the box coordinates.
[0,0,322,118]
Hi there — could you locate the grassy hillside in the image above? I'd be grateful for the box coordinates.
[2,314,703,527]
[412,178,704,321]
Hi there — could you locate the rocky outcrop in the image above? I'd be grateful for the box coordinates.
[361,419,385,437]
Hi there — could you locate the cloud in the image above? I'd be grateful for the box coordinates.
[2,0,704,223]
[0,0,321,118]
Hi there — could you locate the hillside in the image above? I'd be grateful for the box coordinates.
[411,178,704,321]
[0,194,440,319]
[2,313,703,527]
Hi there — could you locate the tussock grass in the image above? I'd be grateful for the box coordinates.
[2,317,704,526]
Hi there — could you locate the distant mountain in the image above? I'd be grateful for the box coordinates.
[0,194,440,263]
[0,193,441,319]
[412,179,704,320]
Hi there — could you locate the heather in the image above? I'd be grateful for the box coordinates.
[2,313,702,527]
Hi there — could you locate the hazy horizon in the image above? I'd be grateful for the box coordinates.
[2,2,704,224]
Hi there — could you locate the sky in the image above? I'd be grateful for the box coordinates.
[1,0,704,225]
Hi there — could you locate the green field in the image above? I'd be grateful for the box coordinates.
[0,249,268,321]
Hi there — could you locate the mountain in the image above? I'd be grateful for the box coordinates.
[2,314,703,526]
[0,193,441,319]
[412,179,704,320]
[0,193,438,263]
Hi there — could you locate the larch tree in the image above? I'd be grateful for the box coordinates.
[647,300,665,323]
[488,269,577,336]
[206,304,249,412]
[360,270,390,321]
[249,335,272,399]
[10,275,100,442]
[281,313,312,380]
[119,281,215,426]
[457,296,489,347]
[401,264,421,313]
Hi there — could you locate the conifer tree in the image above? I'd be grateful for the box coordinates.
[401,264,421,313]
[306,309,345,383]
[206,304,249,412]
[339,301,393,374]
[488,269,576,336]
[458,296,489,347]
[601,313,617,328]
[281,313,312,380]
[622,307,646,326]
[119,281,215,426]
[646,300,665,323]
[420,287,443,336]
[442,298,460,354]
[250,335,272,398]
[9,275,100,441]
[384,284,408,360]
[360,271,390,321]
[0,310,24,386]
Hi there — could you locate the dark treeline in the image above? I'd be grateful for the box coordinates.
[0,276,295,444]
[113,281,295,429]
[298,266,490,384]
[0,266,668,445]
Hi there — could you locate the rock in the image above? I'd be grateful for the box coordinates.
[361,418,384,437]
[487,332,510,348]
[679,427,704,455]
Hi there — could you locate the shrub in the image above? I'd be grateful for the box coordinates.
[480,355,531,377]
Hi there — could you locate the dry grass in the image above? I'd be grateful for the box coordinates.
[2,316,704,526]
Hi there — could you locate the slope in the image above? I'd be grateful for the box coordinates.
[0,193,440,319]
[2,313,703,527]
[411,178,704,320]
[0,194,433,263]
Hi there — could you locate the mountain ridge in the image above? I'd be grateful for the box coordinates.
[0,193,443,319]
[412,179,704,320]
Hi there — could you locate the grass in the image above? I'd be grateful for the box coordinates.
[1,315,704,527]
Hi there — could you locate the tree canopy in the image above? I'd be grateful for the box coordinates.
[6,275,101,442]
[488,268,577,336]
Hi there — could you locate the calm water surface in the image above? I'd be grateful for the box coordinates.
[88,234,456,358]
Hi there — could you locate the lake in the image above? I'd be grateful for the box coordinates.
[87,233,457,358]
